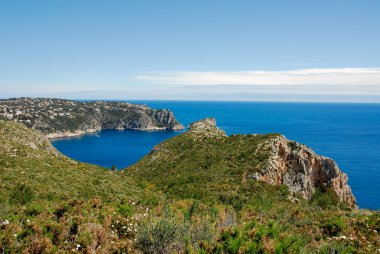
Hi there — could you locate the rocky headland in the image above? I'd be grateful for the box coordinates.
[131,118,357,208]
[0,97,184,138]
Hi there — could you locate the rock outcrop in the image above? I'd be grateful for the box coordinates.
[188,118,227,139]
[250,135,357,208]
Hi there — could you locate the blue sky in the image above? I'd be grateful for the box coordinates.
[0,0,379,101]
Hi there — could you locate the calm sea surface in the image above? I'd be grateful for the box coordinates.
[52,101,380,209]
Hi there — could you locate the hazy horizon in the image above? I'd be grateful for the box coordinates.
[1,1,379,102]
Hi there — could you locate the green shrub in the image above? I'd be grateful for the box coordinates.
[319,242,355,254]
[249,194,273,213]
[320,216,346,237]
[189,219,216,246]
[310,189,339,209]
[219,193,245,211]
[117,203,133,217]
[135,216,188,254]
[9,183,34,205]
[220,229,242,254]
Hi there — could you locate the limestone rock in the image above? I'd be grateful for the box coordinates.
[251,135,357,208]
[188,118,227,138]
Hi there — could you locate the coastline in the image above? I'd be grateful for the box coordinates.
[46,125,185,139]
[46,128,101,139]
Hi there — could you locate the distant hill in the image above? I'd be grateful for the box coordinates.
[0,119,378,253]
[0,97,184,138]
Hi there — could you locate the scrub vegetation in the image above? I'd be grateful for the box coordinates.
[0,120,378,253]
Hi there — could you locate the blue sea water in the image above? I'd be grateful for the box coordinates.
[51,101,380,210]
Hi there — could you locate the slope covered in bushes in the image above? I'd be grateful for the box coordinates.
[0,120,379,253]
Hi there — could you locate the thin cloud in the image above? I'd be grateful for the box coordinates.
[134,68,380,86]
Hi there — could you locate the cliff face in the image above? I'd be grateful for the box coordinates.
[130,118,357,208]
[0,98,184,138]
[250,136,357,208]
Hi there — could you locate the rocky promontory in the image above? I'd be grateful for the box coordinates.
[130,118,357,208]
[0,98,184,138]
[251,135,357,208]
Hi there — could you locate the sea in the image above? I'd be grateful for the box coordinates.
[51,101,380,210]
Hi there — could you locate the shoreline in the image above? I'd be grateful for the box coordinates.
[47,126,185,140]
[46,128,101,140]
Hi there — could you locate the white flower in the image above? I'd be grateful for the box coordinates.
[2,220,9,225]
[76,244,81,250]
[14,234,17,238]
[26,219,30,223]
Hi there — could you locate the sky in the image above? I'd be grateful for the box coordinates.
[0,0,380,102]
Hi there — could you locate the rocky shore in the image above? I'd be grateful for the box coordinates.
[0,98,184,138]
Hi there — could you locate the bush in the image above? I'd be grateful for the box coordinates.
[135,216,188,254]
[310,189,339,209]
[9,183,34,205]
[319,242,355,254]
[219,193,245,211]
[320,216,346,237]
[189,219,216,246]
[117,203,134,217]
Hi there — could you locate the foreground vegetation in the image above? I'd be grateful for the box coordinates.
[0,120,379,253]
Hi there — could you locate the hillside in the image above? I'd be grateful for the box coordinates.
[0,119,379,253]
[128,118,356,207]
[0,98,184,138]
[0,120,161,253]
[126,118,379,253]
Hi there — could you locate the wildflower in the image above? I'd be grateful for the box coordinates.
[2,220,9,225]
[76,244,81,250]
[26,219,30,223]
[14,234,17,238]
